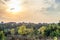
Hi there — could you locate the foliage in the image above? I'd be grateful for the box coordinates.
[0,31,5,40]
[44,24,60,37]
[1,22,60,40]
[53,37,58,40]
[10,28,15,35]
[38,26,46,36]
[18,25,28,35]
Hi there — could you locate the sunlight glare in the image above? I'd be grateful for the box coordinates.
[6,0,22,13]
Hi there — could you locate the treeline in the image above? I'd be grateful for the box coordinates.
[0,22,60,40]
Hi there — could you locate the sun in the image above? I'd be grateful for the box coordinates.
[7,4,22,13]
[6,0,22,13]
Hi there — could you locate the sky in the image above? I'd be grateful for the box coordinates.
[0,0,60,23]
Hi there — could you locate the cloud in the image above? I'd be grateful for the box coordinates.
[9,0,60,23]
[40,0,60,16]
[0,0,60,23]
[55,0,60,3]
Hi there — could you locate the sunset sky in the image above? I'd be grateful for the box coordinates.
[0,0,60,23]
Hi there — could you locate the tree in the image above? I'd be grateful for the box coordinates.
[50,29,60,37]
[53,37,58,40]
[0,31,5,40]
[10,28,15,35]
[18,25,28,35]
[38,26,46,36]
[44,24,60,40]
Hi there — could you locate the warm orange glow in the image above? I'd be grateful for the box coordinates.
[6,0,22,13]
